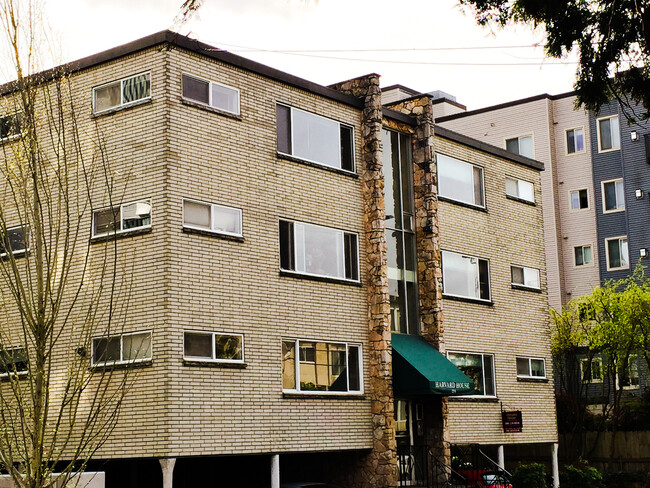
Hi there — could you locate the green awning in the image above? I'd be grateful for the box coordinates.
[392,333,475,396]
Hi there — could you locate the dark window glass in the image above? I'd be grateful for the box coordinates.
[93,207,120,235]
[348,346,360,391]
[599,118,612,150]
[215,334,243,361]
[483,355,495,396]
[340,125,354,171]
[276,105,291,154]
[0,113,20,140]
[184,332,212,358]
[279,220,294,270]
[608,239,622,268]
[516,358,529,376]
[478,259,490,300]
[92,337,121,363]
[604,182,618,211]
[344,233,358,281]
[506,138,519,154]
[567,130,576,154]
[0,348,27,375]
[511,266,524,285]
[182,74,209,104]
[122,74,150,104]
[575,247,584,266]
[579,189,588,209]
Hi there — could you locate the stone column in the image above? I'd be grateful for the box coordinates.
[159,458,176,488]
[271,454,280,488]
[497,445,505,469]
[330,74,397,488]
[386,96,449,469]
[552,443,560,488]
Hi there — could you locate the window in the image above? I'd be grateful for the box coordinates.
[505,176,534,203]
[437,153,485,207]
[0,347,27,376]
[570,189,589,210]
[511,265,540,290]
[92,199,151,238]
[276,104,354,172]
[505,135,533,158]
[574,245,593,267]
[441,250,490,301]
[93,72,151,113]
[1,225,29,257]
[580,357,603,383]
[597,115,620,151]
[91,331,152,366]
[183,331,244,363]
[566,128,585,154]
[182,199,242,237]
[382,129,418,334]
[181,73,240,115]
[279,220,359,282]
[602,179,625,212]
[516,357,546,379]
[619,355,640,389]
[447,351,495,397]
[282,339,362,394]
[606,236,629,270]
[0,112,21,141]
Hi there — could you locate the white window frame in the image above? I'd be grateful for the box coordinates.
[277,104,355,172]
[573,244,595,268]
[441,250,491,302]
[569,188,590,211]
[182,198,243,238]
[505,176,535,203]
[601,179,625,213]
[90,330,152,367]
[0,225,29,257]
[446,350,496,398]
[0,346,28,378]
[280,219,360,283]
[597,115,621,152]
[436,153,485,209]
[183,331,245,364]
[505,134,534,158]
[580,356,603,383]
[605,236,629,271]
[91,199,152,238]
[92,71,152,114]
[282,338,363,395]
[181,73,241,115]
[510,265,541,290]
[566,127,586,155]
[516,356,546,379]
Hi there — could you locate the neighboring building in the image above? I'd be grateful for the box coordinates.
[0,32,558,488]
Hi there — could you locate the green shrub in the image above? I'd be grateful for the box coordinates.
[512,463,547,488]
[560,464,604,488]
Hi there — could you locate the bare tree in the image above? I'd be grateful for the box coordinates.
[0,1,141,487]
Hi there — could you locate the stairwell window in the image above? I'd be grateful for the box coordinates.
[516,357,546,379]
[505,135,533,158]
[0,225,29,257]
[184,331,244,363]
[570,189,589,210]
[447,351,495,397]
[279,220,359,282]
[91,331,152,366]
[282,339,362,394]
[441,250,490,302]
[0,347,28,377]
[92,199,151,238]
[93,72,151,113]
[181,73,240,115]
[182,199,242,237]
[602,179,625,213]
[437,154,485,208]
[605,236,629,270]
[574,245,593,267]
[505,176,534,203]
[510,265,540,290]
[276,104,354,172]
[597,115,620,152]
[566,127,585,154]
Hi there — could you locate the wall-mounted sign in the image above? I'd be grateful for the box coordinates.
[502,410,523,433]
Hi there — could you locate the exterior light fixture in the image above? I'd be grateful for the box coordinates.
[636,189,644,200]
[641,248,648,258]
[631,131,639,141]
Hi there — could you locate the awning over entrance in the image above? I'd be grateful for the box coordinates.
[392,333,475,396]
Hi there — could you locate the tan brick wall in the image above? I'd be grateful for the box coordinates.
[435,137,558,445]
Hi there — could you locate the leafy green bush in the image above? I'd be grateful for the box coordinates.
[560,463,604,488]
[512,463,547,488]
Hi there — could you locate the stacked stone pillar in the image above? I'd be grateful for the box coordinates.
[330,75,398,488]
[386,96,450,470]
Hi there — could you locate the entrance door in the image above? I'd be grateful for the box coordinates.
[395,400,416,485]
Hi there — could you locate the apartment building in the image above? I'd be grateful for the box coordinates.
[0,32,557,488]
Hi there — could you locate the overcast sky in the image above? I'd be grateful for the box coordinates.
[41,0,579,110]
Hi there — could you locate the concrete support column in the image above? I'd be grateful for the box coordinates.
[271,454,280,488]
[159,458,176,488]
[552,442,560,488]
[497,445,505,470]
